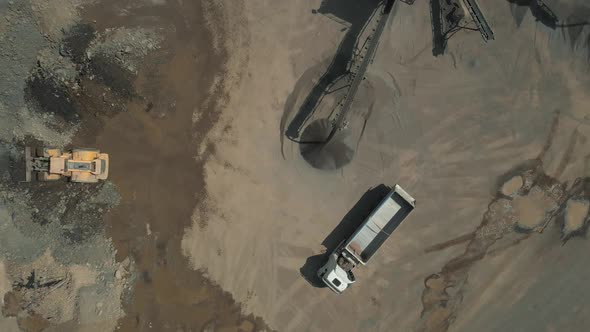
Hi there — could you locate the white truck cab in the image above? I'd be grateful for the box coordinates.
[317,253,356,293]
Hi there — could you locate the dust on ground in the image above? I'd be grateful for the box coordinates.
[1,0,267,331]
[181,0,590,331]
[75,0,269,331]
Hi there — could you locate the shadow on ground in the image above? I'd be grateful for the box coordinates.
[507,0,590,29]
[300,184,391,287]
[283,0,381,142]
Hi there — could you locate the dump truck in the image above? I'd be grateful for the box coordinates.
[317,185,416,294]
[25,147,109,183]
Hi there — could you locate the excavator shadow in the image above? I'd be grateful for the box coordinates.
[299,184,391,288]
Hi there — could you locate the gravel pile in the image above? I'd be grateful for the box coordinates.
[87,27,163,74]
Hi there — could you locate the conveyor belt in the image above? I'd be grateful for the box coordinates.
[462,0,494,41]
[327,1,393,140]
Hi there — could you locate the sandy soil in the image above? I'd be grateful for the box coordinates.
[2,0,590,331]
[0,0,266,330]
[182,0,590,331]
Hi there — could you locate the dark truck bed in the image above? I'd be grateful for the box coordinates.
[344,185,415,265]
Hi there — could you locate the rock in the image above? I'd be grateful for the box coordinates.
[121,257,131,268]
[114,269,122,279]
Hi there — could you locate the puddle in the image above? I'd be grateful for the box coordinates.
[563,199,589,234]
[419,111,590,331]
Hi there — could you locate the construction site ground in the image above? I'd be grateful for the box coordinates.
[1,0,590,331]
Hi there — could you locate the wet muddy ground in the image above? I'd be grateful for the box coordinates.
[418,111,590,331]
[0,0,267,329]
[66,0,266,330]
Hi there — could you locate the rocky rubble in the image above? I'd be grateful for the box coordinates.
[86,26,163,74]
[0,0,164,330]
[0,145,132,330]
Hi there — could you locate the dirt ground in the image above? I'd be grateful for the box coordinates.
[2,0,590,331]
[182,0,590,331]
[0,0,263,331]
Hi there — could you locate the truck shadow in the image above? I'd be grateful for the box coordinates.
[299,184,391,288]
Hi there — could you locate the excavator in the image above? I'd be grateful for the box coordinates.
[25,147,109,183]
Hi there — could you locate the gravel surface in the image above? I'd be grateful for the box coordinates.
[0,0,145,330]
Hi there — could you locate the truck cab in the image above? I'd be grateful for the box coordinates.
[317,253,356,294]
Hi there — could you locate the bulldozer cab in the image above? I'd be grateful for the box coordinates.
[67,160,93,172]
[67,155,108,183]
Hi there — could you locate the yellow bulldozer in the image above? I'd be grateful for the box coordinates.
[25,147,109,183]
